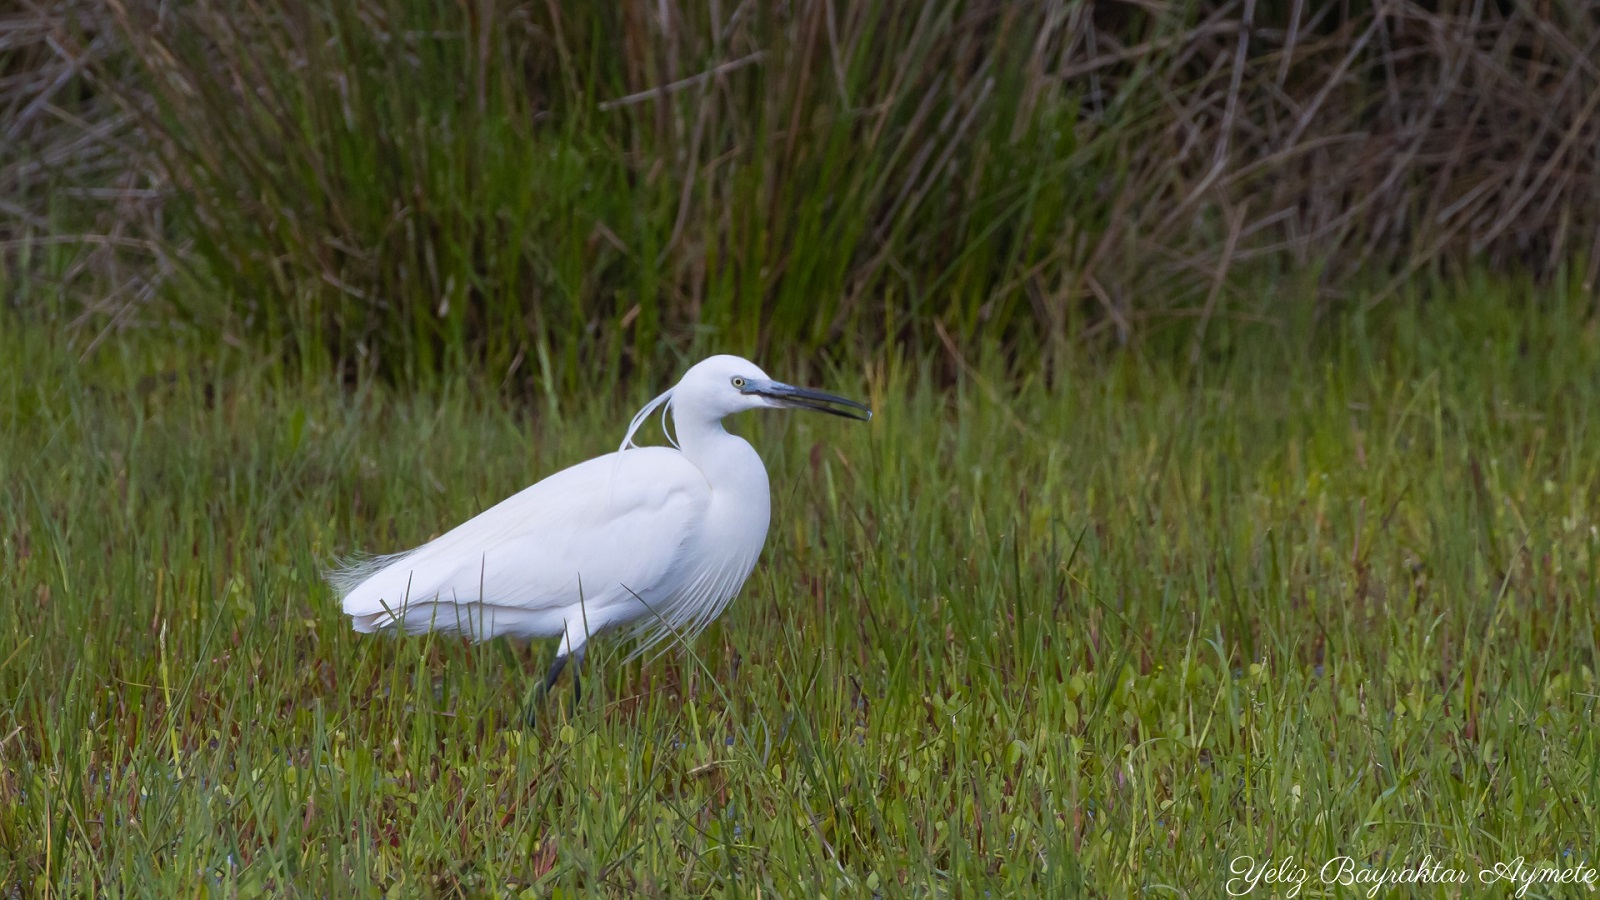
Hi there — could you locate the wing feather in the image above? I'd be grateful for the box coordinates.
[332,447,709,640]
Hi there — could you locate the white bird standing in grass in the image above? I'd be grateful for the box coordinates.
[330,355,871,718]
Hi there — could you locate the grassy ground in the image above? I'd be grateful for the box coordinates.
[2,280,1598,895]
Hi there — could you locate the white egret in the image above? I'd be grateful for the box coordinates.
[329,354,871,716]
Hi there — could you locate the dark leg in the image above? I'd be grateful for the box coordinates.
[542,653,569,694]
[569,646,585,713]
[522,653,568,729]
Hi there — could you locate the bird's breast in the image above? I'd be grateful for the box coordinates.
[681,434,771,579]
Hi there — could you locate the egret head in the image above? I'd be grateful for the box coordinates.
[675,354,872,422]
[620,355,871,451]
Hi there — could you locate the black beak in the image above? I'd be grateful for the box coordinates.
[750,381,873,421]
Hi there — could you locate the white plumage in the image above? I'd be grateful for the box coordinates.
[329,354,870,702]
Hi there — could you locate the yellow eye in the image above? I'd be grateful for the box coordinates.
[731,376,746,389]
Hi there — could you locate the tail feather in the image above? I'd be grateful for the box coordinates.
[326,549,420,617]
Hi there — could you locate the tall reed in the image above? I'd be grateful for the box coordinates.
[11,1,1598,384]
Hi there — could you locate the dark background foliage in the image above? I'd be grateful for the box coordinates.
[5,1,1598,384]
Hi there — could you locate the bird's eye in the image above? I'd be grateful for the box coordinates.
[731,376,746,389]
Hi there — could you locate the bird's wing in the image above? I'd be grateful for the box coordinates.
[335,447,708,633]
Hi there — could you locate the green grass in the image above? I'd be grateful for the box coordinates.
[2,278,1598,895]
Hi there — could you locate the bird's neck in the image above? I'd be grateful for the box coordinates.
[675,414,734,464]
[676,415,771,529]
[676,414,765,481]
